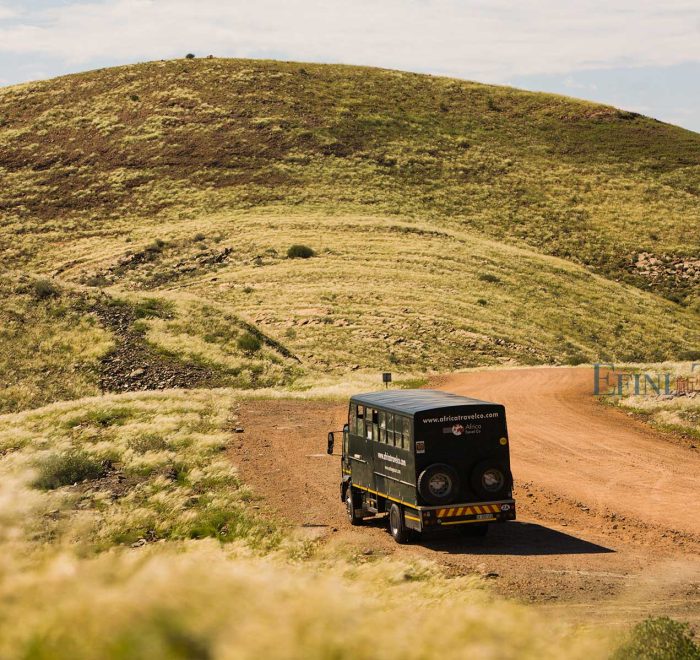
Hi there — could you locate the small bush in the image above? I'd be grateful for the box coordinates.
[84,274,109,288]
[31,279,60,300]
[236,332,262,354]
[145,239,166,254]
[478,273,501,284]
[129,94,140,102]
[287,244,315,259]
[477,298,488,306]
[185,53,196,59]
[193,232,206,242]
[33,451,104,490]
[133,298,174,320]
[613,616,700,660]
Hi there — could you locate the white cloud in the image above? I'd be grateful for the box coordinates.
[0,0,698,82]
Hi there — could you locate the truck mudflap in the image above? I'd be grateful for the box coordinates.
[416,500,516,530]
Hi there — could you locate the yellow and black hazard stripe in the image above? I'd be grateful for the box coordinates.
[436,503,502,518]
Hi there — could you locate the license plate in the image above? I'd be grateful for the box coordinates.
[476,513,494,520]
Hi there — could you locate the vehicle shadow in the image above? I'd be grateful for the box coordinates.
[420,521,615,556]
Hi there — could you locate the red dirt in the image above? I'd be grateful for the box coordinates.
[230,367,700,628]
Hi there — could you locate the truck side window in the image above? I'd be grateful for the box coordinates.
[357,405,364,437]
[394,415,404,448]
[387,413,394,446]
[349,403,357,435]
[379,411,386,443]
[366,408,374,440]
[402,416,412,449]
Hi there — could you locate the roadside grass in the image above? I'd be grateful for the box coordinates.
[0,389,279,551]
[0,388,694,659]
[0,541,621,660]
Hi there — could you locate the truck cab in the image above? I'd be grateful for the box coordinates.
[328,389,516,543]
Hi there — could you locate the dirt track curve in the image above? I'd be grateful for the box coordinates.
[230,367,700,628]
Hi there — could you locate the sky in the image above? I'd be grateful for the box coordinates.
[0,0,699,133]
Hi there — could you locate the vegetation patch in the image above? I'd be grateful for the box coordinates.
[0,390,279,551]
[33,451,104,490]
[613,616,700,660]
[287,244,315,259]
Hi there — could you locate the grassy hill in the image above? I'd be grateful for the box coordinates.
[0,58,698,411]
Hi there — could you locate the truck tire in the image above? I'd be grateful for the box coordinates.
[346,486,362,526]
[388,503,410,544]
[417,463,460,505]
[470,461,512,500]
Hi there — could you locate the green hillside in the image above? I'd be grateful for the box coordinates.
[0,58,698,411]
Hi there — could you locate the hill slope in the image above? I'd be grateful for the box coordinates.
[0,59,698,410]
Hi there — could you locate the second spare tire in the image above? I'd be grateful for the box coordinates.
[470,460,512,500]
[417,463,460,505]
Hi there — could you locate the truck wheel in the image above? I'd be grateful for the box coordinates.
[417,463,460,505]
[388,503,410,544]
[470,461,512,500]
[346,488,362,526]
[461,523,489,537]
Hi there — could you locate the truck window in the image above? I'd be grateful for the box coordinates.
[369,409,379,441]
[366,408,374,440]
[349,403,357,435]
[379,411,386,443]
[394,415,404,448]
[402,416,412,449]
[387,413,395,446]
[356,404,365,437]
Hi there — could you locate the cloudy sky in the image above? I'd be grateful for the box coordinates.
[1,0,699,132]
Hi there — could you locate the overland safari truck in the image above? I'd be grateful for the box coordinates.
[327,390,516,543]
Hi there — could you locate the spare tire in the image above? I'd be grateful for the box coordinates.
[417,463,460,505]
[470,460,512,500]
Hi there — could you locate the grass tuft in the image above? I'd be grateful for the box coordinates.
[33,451,104,490]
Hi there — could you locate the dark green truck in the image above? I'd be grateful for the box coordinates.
[327,389,516,543]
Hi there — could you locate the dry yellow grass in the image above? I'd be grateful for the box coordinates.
[0,390,618,660]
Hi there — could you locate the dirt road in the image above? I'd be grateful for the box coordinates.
[230,367,700,627]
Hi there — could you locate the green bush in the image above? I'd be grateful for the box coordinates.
[478,273,501,284]
[33,452,104,490]
[133,297,174,319]
[614,617,700,660]
[287,244,315,259]
[236,332,262,354]
[30,279,60,300]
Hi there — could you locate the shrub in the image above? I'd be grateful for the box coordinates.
[287,244,315,259]
[185,53,196,59]
[193,232,206,242]
[478,273,501,284]
[133,298,174,319]
[33,451,104,490]
[477,298,488,306]
[65,407,132,429]
[236,332,262,354]
[31,278,60,300]
[613,616,700,660]
[145,239,166,254]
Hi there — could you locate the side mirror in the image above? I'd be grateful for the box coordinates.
[327,432,335,455]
